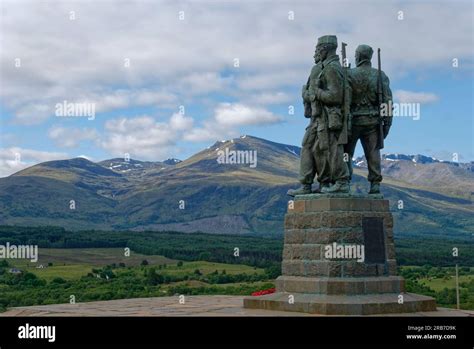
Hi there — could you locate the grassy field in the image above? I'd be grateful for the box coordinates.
[143,260,263,276]
[1,248,473,311]
[400,266,474,309]
[0,247,274,311]
[419,275,473,292]
[11,248,176,267]
[7,248,265,281]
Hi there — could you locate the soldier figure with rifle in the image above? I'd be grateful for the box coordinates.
[344,44,393,194]
[287,44,326,196]
[311,35,350,194]
[288,35,350,196]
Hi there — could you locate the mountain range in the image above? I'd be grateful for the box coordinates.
[0,135,472,238]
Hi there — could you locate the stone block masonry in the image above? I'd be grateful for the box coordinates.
[243,195,436,315]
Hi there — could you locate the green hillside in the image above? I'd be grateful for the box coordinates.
[0,136,472,237]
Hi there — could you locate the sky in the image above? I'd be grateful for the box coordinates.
[0,0,473,176]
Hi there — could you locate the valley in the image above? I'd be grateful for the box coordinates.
[0,136,472,237]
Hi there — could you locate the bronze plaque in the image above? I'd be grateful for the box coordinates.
[362,217,385,263]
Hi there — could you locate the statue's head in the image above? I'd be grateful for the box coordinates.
[355,44,373,65]
[316,35,337,61]
[313,49,321,64]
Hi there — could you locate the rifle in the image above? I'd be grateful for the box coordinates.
[340,42,351,144]
[303,77,312,119]
[315,74,330,152]
[376,48,385,150]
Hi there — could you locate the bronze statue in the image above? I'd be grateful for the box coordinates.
[289,37,393,197]
[287,46,325,196]
[288,35,350,196]
[344,44,392,194]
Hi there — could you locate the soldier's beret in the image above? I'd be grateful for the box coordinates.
[317,35,338,47]
[356,44,374,59]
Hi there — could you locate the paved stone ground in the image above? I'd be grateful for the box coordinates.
[1,296,473,317]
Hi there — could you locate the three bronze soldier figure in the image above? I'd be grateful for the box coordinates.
[288,35,392,196]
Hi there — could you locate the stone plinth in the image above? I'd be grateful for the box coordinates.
[243,195,437,315]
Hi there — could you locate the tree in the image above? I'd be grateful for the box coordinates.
[198,252,211,261]
[146,268,164,286]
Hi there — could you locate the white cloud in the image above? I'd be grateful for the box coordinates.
[13,104,52,125]
[169,112,193,131]
[100,113,194,159]
[214,103,282,127]
[175,72,234,95]
[1,1,471,125]
[0,0,472,165]
[48,126,99,148]
[236,69,307,91]
[184,126,234,143]
[394,90,439,104]
[94,89,178,113]
[94,93,129,113]
[245,91,293,105]
[0,147,68,177]
[133,90,177,107]
[183,103,282,142]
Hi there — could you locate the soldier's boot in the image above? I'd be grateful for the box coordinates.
[321,180,350,194]
[312,182,330,193]
[287,184,312,197]
[369,182,381,194]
